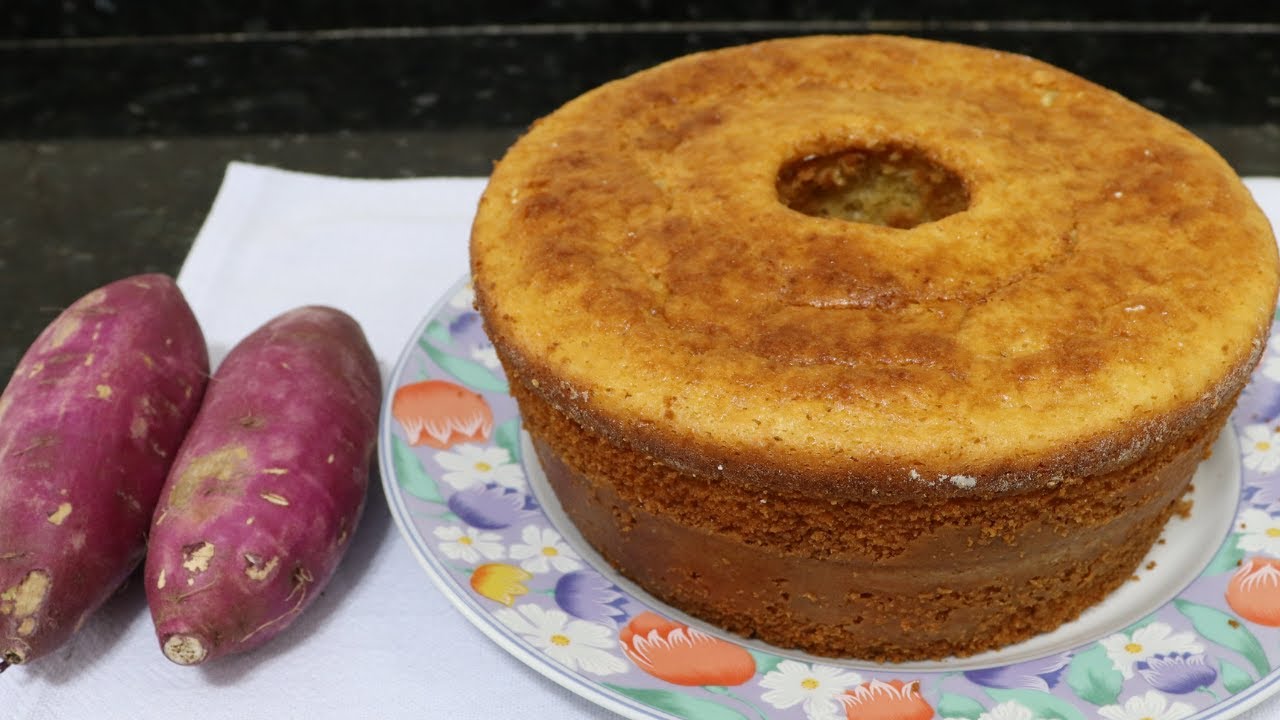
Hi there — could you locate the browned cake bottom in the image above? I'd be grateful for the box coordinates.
[514,380,1231,661]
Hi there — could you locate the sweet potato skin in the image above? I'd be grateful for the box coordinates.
[145,305,381,665]
[0,274,208,665]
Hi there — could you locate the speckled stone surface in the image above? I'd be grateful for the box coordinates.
[1,14,1278,380]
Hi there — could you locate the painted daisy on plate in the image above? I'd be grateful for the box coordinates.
[759,660,863,720]
[950,700,1035,720]
[1263,352,1280,383]
[1242,423,1280,473]
[435,443,526,491]
[1238,507,1280,557]
[511,525,584,574]
[495,603,627,676]
[1097,690,1194,720]
[469,344,501,370]
[1100,622,1203,679]
[433,525,505,563]
[448,282,477,310]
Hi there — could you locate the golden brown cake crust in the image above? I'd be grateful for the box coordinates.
[472,35,1278,501]
[524,378,1229,659]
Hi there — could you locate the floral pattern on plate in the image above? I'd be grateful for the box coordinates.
[380,277,1280,720]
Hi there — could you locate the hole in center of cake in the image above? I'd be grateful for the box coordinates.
[776,145,969,228]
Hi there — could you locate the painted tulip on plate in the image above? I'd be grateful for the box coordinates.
[448,485,529,530]
[1227,557,1280,626]
[618,612,755,686]
[554,571,627,625]
[964,653,1070,691]
[392,379,492,449]
[471,562,532,606]
[1135,652,1217,694]
[839,679,933,720]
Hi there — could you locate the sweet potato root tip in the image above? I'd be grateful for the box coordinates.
[162,634,208,665]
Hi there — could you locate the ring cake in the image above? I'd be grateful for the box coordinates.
[470,35,1279,660]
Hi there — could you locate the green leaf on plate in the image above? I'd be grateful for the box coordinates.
[494,417,522,466]
[419,338,509,393]
[392,435,445,504]
[747,649,784,676]
[1204,533,1245,575]
[422,319,451,346]
[936,692,986,720]
[602,684,749,720]
[986,689,1086,720]
[1174,599,1270,677]
[1220,658,1254,695]
[1065,644,1124,706]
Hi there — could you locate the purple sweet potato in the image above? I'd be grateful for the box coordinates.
[0,274,208,667]
[144,305,380,665]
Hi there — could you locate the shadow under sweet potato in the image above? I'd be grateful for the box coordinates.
[198,464,394,685]
[24,570,151,684]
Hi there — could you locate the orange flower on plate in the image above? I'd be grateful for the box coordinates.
[618,611,755,686]
[471,563,532,606]
[392,379,493,449]
[839,679,933,720]
[1227,556,1280,626]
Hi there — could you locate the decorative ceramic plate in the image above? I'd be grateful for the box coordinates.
[379,276,1280,720]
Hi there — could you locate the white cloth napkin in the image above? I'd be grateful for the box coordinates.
[5,163,1280,720]
[4,162,601,720]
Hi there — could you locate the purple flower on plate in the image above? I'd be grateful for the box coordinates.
[554,571,628,625]
[1240,374,1280,426]
[521,492,540,512]
[1136,652,1217,694]
[1245,481,1280,511]
[447,485,529,530]
[963,653,1071,691]
[449,311,481,337]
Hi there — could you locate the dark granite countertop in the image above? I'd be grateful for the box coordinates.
[3,9,1279,378]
